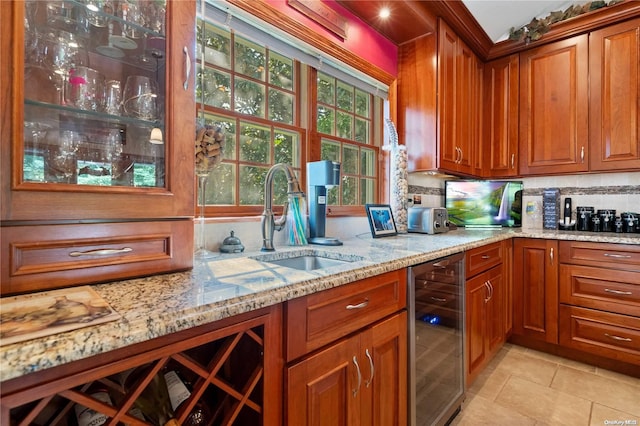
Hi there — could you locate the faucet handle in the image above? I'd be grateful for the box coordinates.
[274,201,289,231]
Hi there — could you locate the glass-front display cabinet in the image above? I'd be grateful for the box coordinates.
[1,1,196,295]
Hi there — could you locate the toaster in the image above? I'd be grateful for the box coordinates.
[408,207,450,234]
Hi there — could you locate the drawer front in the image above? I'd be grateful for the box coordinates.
[285,269,406,361]
[1,220,193,295]
[466,241,503,279]
[559,241,640,272]
[560,264,640,316]
[559,305,640,365]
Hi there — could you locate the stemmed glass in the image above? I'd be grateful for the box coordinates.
[194,170,217,260]
[194,125,225,260]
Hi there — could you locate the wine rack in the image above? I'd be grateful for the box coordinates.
[2,306,282,426]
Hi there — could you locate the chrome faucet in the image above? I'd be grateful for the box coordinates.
[261,163,304,251]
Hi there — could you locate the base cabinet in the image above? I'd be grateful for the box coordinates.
[286,312,407,426]
[465,242,505,386]
[285,269,407,425]
[1,306,283,426]
[512,239,559,343]
[559,241,640,365]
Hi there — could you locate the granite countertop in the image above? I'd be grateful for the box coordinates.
[1,228,639,382]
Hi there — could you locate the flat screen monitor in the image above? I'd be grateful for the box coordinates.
[445,180,523,227]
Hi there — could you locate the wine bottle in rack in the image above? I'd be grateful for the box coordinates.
[74,384,113,426]
[164,364,212,426]
[115,364,177,426]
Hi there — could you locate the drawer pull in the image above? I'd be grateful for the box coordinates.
[603,253,632,259]
[604,333,632,342]
[352,356,362,397]
[430,296,447,303]
[481,255,491,259]
[365,349,374,388]
[346,299,369,310]
[604,288,633,296]
[69,247,133,257]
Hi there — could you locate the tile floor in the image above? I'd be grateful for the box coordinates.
[451,343,640,426]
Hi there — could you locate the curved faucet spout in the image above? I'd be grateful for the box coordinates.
[261,163,304,251]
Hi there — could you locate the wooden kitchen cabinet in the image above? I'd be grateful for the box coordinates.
[398,17,481,176]
[438,19,482,176]
[559,241,640,365]
[465,241,505,386]
[482,54,519,177]
[512,239,559,343]
[285,269,407,425]
[589,18,640,172]
[287,312,407,426]
[519,34,589,175]
[0,1,196,295]
[1,306,283,425]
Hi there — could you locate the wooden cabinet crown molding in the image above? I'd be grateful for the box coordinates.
[488,0,640,60]
[226,0,395,87]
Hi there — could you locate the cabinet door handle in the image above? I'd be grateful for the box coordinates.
[69,247,133,257]
[459,147,463,163]
[604,333,632,342]
[488,280,494,300]
[511,153,515,169]
[183,46,191,90]
[603,253,632,259]
[484,281,491,303]
[430,296,447,303]
[604,288,633,296]
[365,349,374,388]
[580,146,585,163]
[346,299,369,310]
[352,356,362,397]
[549,247,554,265]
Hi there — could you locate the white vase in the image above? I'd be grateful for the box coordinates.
[389,145,408,233]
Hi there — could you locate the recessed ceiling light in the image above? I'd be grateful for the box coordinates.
[379,7,390,19]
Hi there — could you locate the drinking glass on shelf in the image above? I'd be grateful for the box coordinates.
[46,1,80,33]
[96,20,125,58]
[65,66,105,111]
[81,0,114,28]
[111,0,144,50]
[102,79,122,115]
[50,130,80,183]
[122,75,157,120]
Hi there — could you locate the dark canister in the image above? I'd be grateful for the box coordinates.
[576,206,594,231]
[597,209,616,232]
[614,217,623,233]
[591,214,602,232]
[621,212,639,233]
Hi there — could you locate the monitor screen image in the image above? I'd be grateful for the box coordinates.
[445,180,523,227]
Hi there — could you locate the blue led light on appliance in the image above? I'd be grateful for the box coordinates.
[421,314,440,325]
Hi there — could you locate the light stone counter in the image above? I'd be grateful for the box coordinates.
[1,228,639,382]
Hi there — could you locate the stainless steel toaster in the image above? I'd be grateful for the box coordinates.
[408,207,450,234]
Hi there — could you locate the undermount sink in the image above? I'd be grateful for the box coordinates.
[255,253,356,271]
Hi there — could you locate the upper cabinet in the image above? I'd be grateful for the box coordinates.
[482,54,519,177]
[398,18,481,175]
[519,34,589,175]
[0,1,196,295]
[438,20,482,176]
[589,18,640,172]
